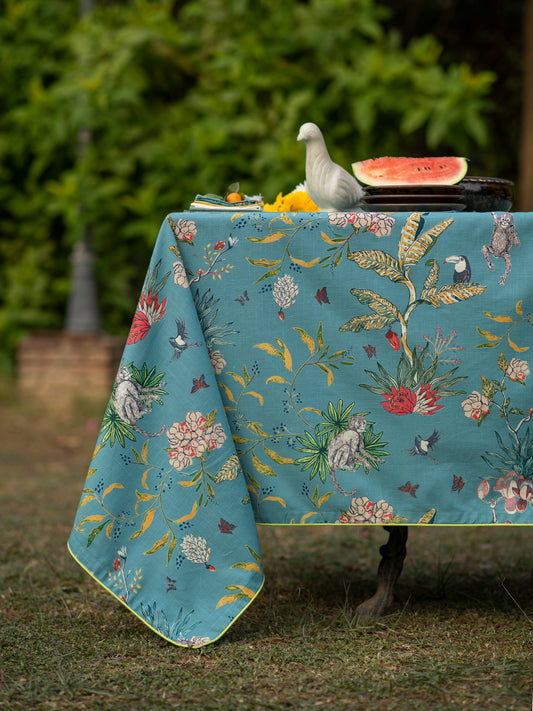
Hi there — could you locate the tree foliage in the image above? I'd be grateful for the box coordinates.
[0,0,496,371]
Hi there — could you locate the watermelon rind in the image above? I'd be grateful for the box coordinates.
[352,156,468,186]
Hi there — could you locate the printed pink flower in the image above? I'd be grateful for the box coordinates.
[412,384,443,415]
[167,410,227,470]
[214,241,226,250]
[127,291,167,344]
[112,558,121,571]
[493,471,533,514]
[505,358,529,382]
[461,391,491,420]
[477,480,491,500]
[381,386,417,415]
[338,496,394,523]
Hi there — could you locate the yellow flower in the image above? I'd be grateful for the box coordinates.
[263,190,319,212]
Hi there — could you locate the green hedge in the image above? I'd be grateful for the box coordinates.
[0,0,496,372]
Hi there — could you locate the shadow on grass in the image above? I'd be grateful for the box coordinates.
[1,380,533,710]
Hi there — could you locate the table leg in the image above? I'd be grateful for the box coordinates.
[355,525,408,619]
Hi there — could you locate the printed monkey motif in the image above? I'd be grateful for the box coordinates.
[482,212,520,286]
[327,415,382,496]
[113,365,166,438]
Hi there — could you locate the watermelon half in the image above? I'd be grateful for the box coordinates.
[352,156,468,186]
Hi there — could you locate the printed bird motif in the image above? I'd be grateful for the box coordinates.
[169,319,202,360]
[297,122,364,211]
[444,255,471,283]
[407,429,440,463]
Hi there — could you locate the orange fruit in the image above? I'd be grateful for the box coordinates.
[226,192,242,203]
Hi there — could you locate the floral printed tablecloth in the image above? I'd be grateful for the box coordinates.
[68,210,533,647]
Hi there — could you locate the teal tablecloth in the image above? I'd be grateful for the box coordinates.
[68,210,533,647]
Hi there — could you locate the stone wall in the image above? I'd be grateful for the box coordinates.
[17,332,124,411]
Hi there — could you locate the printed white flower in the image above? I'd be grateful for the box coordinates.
[368,213,395,237]
[328,212,351,229]
[209,349,226,374]
[171,218,197,243]
[173,260,190,288]
[184,636,211,647]
[338,496,394,524]
[505,358,529,382]
[273,274,299,319]
[347,212,373,230]
[180,535,215,569]
[461,391,491,420]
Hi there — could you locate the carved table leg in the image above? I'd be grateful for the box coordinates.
[355,525,408,619]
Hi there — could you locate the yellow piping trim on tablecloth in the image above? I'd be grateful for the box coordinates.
[255,522,533,527]
[67,541,265,649]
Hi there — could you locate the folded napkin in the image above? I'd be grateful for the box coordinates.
[189,194,263,211]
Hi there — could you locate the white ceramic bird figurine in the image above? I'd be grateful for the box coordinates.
[297,122,364,211]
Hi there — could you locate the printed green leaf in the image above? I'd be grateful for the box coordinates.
[252,451,278,476]
[263,445,297,466]
[483,311,514,322]
[87,519,111,547]
[317,322,324,350]
[230,561,262,573]
[293,327,316,355]
[476,327,500,341]
[102,483,124,500]
[481,375,497,400]
[245,257,282,268]
[401,218,453,266]
[339,313,397,333]
[167,533,177,565]
[214,454,242,482]
[497,352,509,373]
[248,422,268,436]
[245,545,262,565]
[263,495,287,507]
[347,249,404,282]
[350,288,399,319]
[130,508,156,539]
[423,282,486,307]
[475,341,499,348]
[254,342,283,358]
[508,335,529,352]
[144,530,170,555]
[397,212,422,264]
[245,390,264,405]
[317,491,335,508]
[421,260,440,294]
[317,362,334,386]
[247,231,286,244]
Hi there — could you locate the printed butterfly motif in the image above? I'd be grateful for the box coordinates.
[363,344,376,359]
[235,290,249,306]
[451,475,464,492]
[218,518,237,534]
[191,374,209,393]
[399,481,419,498]
[315,286,330,305]
[166,576,176,592]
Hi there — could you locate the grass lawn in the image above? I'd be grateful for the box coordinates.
[1,379,532,710]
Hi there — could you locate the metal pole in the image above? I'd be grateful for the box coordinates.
[65,0,100,334]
